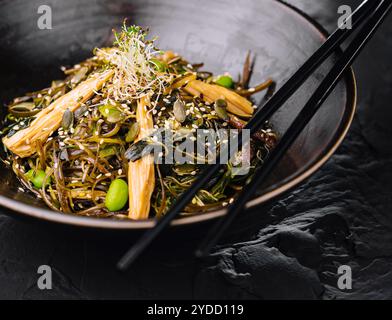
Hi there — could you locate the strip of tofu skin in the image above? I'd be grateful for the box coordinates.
[128,97,155,220]
[2,69,114,158]
[184,80,254,118]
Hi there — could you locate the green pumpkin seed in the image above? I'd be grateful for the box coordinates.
[59,148,69,161]
[214,99,229,121]
[99,146,118,158]
[62,108,74,130]
[74,105,88,119]
[125,122,140,143]
[98,104,124,123]
[71,66,89,84]
[9,102,39,117]
[173,164,197,176]
[173,99,186,123]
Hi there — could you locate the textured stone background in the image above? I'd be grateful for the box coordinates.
[1,0,392,300]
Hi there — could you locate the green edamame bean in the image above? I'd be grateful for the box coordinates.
[26,169,51,189]
[105,179,129,211]
[215,75,234,89]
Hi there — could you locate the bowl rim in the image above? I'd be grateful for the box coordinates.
[0,0,357,229]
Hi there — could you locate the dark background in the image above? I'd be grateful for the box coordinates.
[1,0,392,299]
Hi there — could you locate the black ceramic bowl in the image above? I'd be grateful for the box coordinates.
[0,0,356,230]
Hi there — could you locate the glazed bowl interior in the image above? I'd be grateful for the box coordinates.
[0,0,355,229]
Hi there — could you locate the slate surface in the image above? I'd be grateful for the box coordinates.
[1,0,392,300]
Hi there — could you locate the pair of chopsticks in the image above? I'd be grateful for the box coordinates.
[117,0,392,270]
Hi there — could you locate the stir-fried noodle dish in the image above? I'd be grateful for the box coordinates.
[1,24,277,220]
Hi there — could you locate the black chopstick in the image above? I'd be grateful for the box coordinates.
[116,0,379,270]
[196,0,392,258]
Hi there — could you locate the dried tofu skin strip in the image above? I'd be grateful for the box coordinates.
[3,70,114,158]
[128,97,155,219]
[184,79,254,118]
